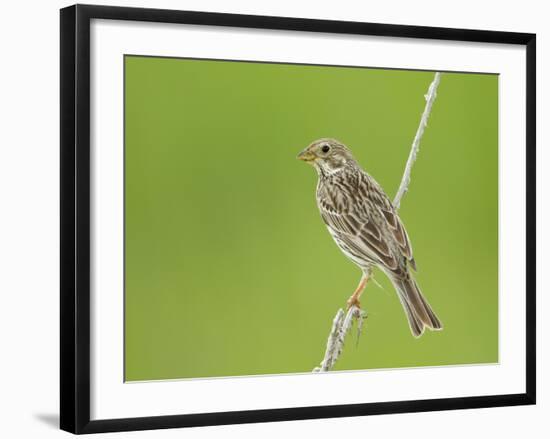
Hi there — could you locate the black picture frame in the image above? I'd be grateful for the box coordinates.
[60,4,536,434]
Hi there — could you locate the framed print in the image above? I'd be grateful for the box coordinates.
[60,4,536,434]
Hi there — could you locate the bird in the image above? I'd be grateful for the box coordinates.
[297,138,442,337]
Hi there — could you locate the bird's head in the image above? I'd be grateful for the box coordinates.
[297,138,355,175]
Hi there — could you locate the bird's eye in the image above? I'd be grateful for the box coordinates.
[321,144,330,153]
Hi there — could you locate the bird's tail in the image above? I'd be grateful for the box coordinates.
[389,272,443,338]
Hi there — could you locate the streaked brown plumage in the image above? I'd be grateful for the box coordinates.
[298,138,442,337]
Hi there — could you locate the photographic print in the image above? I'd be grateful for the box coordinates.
[61,5,535,433]
[124,56,498,381]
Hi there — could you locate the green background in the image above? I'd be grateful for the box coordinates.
[124,56,498,381]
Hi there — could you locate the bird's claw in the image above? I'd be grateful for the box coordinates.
[346,296,361,310]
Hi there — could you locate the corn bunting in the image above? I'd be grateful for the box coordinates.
[298,138,442,337]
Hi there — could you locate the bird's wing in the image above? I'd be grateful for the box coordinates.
[318,197,398,270]
[317,173,415,272]
[376,198,415,268]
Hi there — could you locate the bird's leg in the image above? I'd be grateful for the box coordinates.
[346,272,370,309]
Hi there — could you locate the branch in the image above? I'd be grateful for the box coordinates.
[393,72,441,211]
[312,72,442,373]
[313,306,366,372]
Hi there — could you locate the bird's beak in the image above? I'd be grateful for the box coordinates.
[297,149,316,162]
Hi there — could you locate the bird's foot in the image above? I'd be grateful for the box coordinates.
[346,295,361,310]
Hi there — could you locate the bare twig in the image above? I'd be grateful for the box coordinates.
[313,306,366,372]
[393,72,441,211]
[313,72,442,373]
